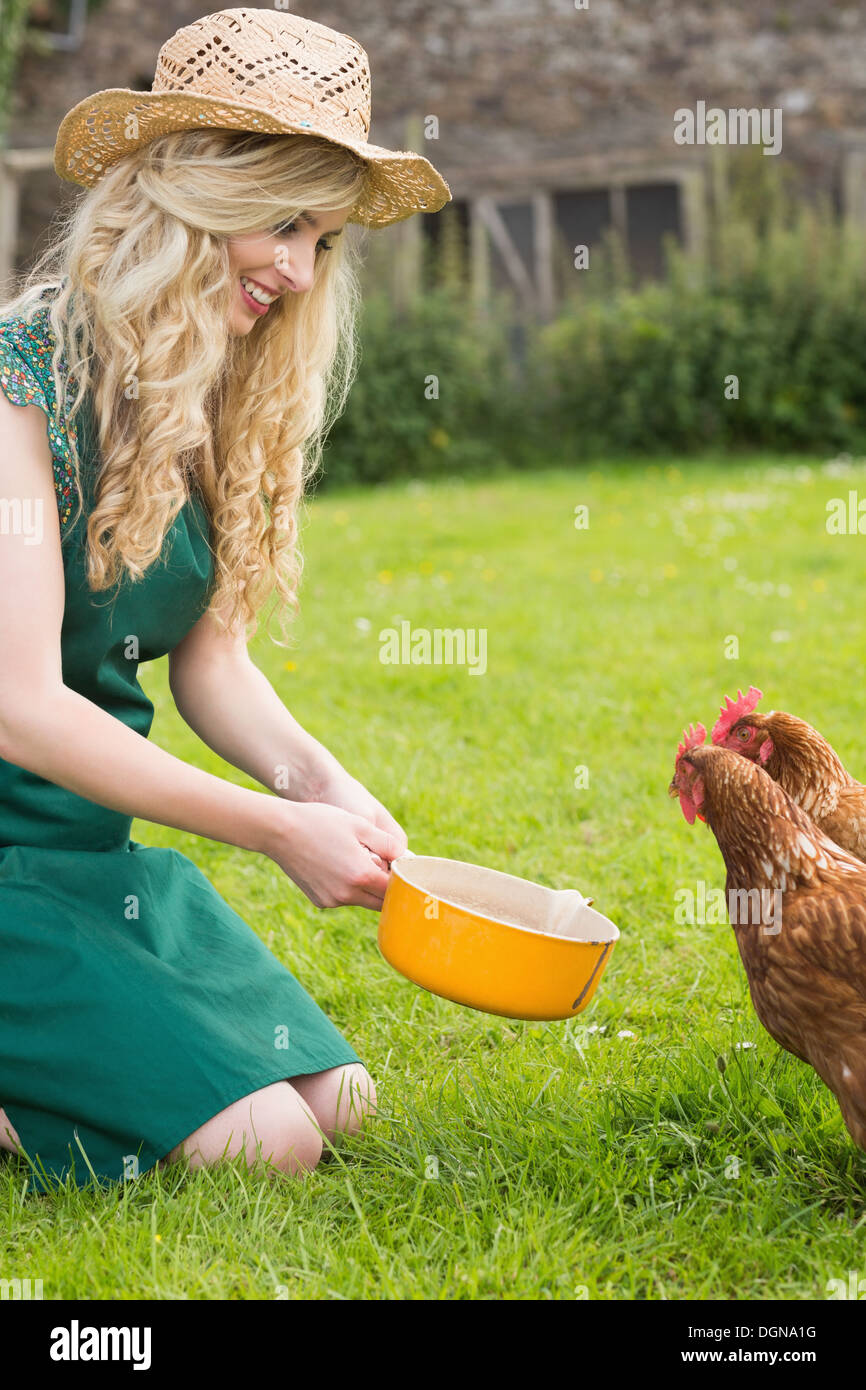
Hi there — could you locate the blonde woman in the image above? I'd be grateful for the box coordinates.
[0,10,450,1189]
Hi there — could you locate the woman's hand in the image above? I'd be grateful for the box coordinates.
[263,798,403,910]
[311,766,409,869]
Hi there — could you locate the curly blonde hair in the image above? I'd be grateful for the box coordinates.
[1,129,370,636]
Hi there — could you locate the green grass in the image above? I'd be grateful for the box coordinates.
[5,451,866,1299]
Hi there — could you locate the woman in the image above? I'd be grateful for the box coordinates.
[0,9,450,1189]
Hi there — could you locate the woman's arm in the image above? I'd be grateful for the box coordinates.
[168,608,409,851]
[0,394,399,908]
[168,607,344,804]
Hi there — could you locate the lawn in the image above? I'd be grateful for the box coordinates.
[5,452,866,1300]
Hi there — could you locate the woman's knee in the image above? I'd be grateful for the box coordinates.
[290,1063,377,1142]
[163,1080,323,1177]
[339,1064,377,1138]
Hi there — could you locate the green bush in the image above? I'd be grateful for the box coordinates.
[529,194,866,459]
[321,159,866,485]
[319,283,527,489]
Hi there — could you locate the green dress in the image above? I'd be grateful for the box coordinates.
[0,293,361,1191]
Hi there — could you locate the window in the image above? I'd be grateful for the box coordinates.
[553,188,612,259]
[625,183,681,280]
[422,198,470,288]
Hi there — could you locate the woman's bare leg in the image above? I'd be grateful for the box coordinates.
[161,1079,323,1177]
[288,1064,377,1146]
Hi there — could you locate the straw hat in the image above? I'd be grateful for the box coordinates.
[53,7,451,228]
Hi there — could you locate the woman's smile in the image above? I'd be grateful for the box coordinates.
[239,275,282,314]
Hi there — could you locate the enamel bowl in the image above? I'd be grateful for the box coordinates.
[378,854,619,1021]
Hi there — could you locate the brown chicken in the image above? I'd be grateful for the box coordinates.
[712,686,866,864]
[670,721,866,1151]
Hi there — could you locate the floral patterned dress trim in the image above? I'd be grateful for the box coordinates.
[0,304,77,530]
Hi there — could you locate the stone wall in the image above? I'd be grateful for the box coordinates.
[7,0,866,267]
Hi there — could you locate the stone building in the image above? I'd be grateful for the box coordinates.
[3,0,866,311]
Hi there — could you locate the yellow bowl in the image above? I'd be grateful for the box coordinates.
[378,854,619,1021]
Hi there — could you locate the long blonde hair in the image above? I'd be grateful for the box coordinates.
[1,129,370,635]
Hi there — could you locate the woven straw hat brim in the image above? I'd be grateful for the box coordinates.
[53,87,451,228]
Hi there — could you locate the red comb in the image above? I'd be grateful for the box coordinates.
[676,722,707,760]
[712,686,763,744]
